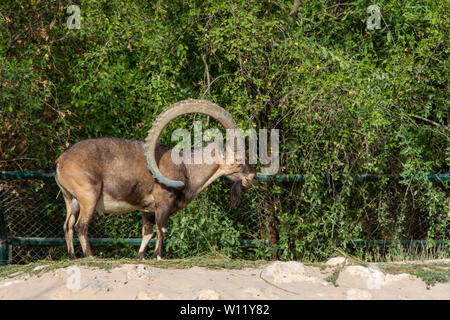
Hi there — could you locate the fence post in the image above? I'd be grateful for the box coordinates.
[0,189,8,265]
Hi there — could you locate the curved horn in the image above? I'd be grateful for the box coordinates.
[144,99,237,188]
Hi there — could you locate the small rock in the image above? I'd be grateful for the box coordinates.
[337,265,413,290]
[261,261,327,285]
[325,257,347,267]
[261,261,305,284]
[195,289,223,300]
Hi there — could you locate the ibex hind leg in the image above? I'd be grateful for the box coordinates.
[63,195,80,260]
[75,187,100,258]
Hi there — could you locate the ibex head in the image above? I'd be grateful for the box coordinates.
[144,99,256,206]
[226,161,256,208]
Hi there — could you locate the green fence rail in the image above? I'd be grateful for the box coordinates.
[256,173,450,182]
[0,171,276,265]
[7,237,268,247]
[2,171,449,181]
[1,171,449,265]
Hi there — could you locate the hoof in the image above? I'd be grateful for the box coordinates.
[137,252,146,260]
[153,255,162,261]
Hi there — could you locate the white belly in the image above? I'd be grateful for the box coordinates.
[96,194,139,214]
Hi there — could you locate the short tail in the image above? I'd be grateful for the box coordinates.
[54,164,75,199]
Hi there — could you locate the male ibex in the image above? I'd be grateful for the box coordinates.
[55,99,256,260]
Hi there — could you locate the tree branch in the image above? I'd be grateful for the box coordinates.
[289,0,301,19]
[201,53,211,97]
[403,113,450,133]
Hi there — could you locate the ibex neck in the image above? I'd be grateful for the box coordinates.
[181,144,224,203]
[185,162,220,195]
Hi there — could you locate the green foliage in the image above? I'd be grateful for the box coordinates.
[380,261,450,287]
[165,190,243,258]
[1,0,448,261]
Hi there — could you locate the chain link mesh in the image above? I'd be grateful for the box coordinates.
[1,178,145,263]
[0,175,448,264]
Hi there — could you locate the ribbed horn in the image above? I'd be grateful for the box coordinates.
[144,99,237,188]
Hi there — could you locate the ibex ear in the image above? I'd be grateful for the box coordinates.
[230,181,242,208]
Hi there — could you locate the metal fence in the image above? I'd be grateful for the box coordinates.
[1,171,449,265]
[0,173,143,264]
[0,172,271,265]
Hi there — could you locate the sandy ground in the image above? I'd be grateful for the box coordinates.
[0,258,448,300]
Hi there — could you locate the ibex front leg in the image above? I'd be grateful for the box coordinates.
[154,205,170,260]
[137,213,155,260]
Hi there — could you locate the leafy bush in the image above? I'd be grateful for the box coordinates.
[1,0,448,261]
